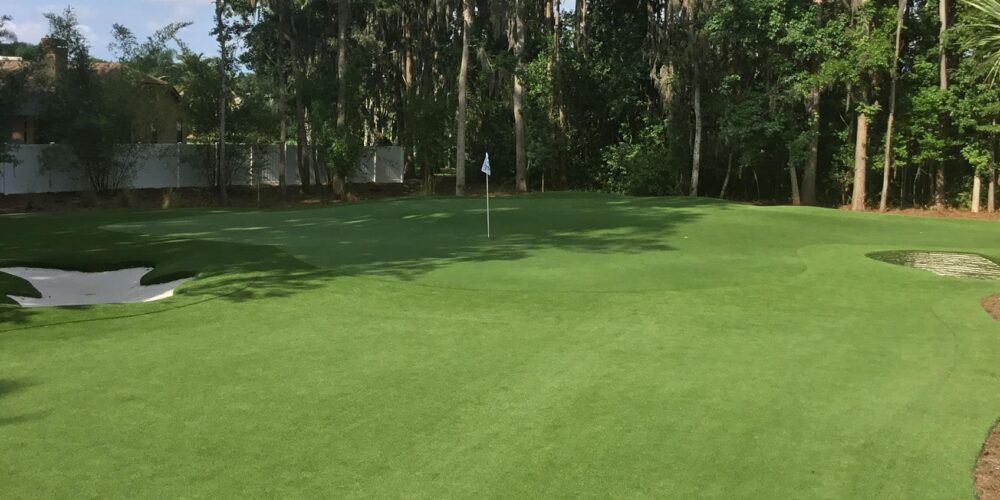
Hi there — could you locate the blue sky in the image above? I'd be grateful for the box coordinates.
[0,0,219,60]
[1,0,576,61]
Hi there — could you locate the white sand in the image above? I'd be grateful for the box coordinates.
[0,267,190,308]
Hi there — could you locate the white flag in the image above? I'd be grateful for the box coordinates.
[481,153,491,176]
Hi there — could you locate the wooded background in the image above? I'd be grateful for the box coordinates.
[2,0,1000,210]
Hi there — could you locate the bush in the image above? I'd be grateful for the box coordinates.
[40,143,140,194]
[181,143,253,189]
[599,120,681,196]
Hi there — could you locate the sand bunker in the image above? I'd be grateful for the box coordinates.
[867,251,1000,280]
[0,267,190,307]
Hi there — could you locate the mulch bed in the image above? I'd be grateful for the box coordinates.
[978,297,1000,498]
[977,420,1000,500]
[886,208,1000,221]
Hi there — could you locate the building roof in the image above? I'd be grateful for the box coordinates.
[0,57,180,117]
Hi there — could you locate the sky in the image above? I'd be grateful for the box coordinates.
[1,0,220,60]
[1,0,576,61]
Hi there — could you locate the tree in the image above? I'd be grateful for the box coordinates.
[0,15,21,167]
[834,0,891,211]
[965,0,1000,79]
[880,0,909,211]
[801,0,829,207]
[455,0,473,196]
[214,0,232,204]
[335,0,350,197]
[39,8,141,194]
[550,0,567,187]
[959,0,1000,211]
[0,14,15,43]
[512,0,528,193]
[934,0,951,209]
[243,0,291,199]
[109,22,192,79]
[287,1,313,195]
[685,0,706,197]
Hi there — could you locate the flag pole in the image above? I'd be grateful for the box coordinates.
[486,172,490,239]
[482,152,491,239]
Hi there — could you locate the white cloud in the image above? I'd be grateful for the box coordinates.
[33,3,95,19]
[78,23,100,45]
[7,21,46,43]
[139,0,212,30]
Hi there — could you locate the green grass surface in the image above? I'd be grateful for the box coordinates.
[1,193,999,498]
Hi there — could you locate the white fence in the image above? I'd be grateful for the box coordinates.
[0,144,405,195]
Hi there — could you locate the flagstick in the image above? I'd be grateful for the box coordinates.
[485,173,491,239]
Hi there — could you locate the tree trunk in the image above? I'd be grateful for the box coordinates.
[801,0,827,205]
[939,0,949,92]
[554,0,568,187]
[337,1,349,131]
[215,0,228,205]
[690,77,702,197]
[880,0,907,212]
[687,0,701,197]
[990,166,996,213]
[278,102,288,202]
[972,175,982,212]
[290,8,310,195]
[851,109,869,211]
[546,0,556,188]
[850,10,873,212]
[720,149,733,199]
[402,10,415,179]
[790,164,801,205]
[802,87,821,206]
[308,106,322,196]
[934,165,945,208]
[577,0,588,58]
[935,0,948,209]
[990,135,997,212]
[455,0,472,196]
[335,0,350,198]
[276,4,288,200]
[513,0,528,193]
[295,89,310,193]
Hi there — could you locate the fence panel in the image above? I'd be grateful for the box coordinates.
[0,144,405,195]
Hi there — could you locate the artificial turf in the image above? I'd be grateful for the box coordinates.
[1,193,999,498]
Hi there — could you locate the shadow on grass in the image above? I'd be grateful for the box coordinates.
[0,379,45,426]
[0,195,718,328]
[145,195,712,283]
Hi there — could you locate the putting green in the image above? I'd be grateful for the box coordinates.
[1,193,999,498]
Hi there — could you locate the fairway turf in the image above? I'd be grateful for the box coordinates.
[1,193,999,498]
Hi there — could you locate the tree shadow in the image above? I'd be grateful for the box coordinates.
[0,195,719,325]
[176,195,706,276]
[0,379,45,427]
[138,194,713,298]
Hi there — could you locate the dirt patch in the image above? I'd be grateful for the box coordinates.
[977,420,1000,500]
[982,295,1000,323]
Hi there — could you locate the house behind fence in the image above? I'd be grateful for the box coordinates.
[0,144,405,195]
